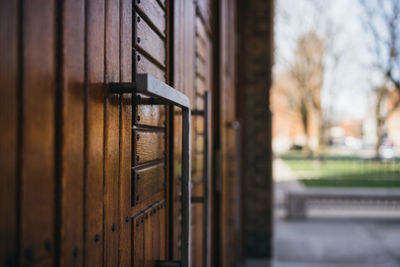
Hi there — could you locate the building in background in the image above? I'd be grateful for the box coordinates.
[271,73,320,153]
[364,87,400,148]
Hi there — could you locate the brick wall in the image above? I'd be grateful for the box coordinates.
[238,0,274,259]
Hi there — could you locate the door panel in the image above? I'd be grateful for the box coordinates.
[134,130,166,165]
[119,0,133,264]
[85,0,105,266]
[136,105,166,127]
[104,0,121,265]
[60,0,85,265]
[136,50,166,82]
[136,0,166,35]
[134,164,166,206]
[132,1,169,265]
[0,1,18,265]
[20,1,56,265]
[135,13,166,68]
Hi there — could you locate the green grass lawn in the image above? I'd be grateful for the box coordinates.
[282,158,400,188]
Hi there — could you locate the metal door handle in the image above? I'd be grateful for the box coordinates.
[191,91,210,267]
[110,74,191,267]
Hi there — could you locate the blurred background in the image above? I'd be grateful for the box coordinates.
[272,0,400,266]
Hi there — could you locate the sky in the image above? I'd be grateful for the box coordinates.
[274,0,384,120]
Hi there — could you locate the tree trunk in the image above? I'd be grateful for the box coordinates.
[375,117,385,158]
[375,88,386,158]
[300,103,310,153]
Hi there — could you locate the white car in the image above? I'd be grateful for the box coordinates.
[379,145,395,159]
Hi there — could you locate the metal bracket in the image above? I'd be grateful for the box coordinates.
[110,74,191,267]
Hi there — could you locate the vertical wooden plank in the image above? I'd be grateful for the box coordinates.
[172,108,182,261]
[133,215,144,266]
[119,0,132,265]
[219,1,239,266]
[152,208,160,262]
[20,0,55,265]
[85,0,105,266]
[60,0,85,265]
[0,1,18,266]
[143,211,153,267]
[173,0,196,261]
[173,0,195,98]
[104,0,120,266]
[159,203,166,260]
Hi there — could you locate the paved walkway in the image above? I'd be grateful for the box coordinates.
[273,158,304,208]
[273,216,400,267]
[272,159,400,267]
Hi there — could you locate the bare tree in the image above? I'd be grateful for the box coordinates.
[274,0,344,155]
[360,0,400,155]
[288,32,324,153]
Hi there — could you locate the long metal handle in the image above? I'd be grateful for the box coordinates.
[110,74,191,267]
[181,108,191,267]
[203,92,210,267]
[190,91,210,267]
[202,92,210,267]
[226,120,241,258]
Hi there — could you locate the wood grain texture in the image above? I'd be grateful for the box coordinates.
[60,0,85,265]
[135,13,165,67]
[191,184,204,267]
[195,135,204,153]
[193,154,204,178]
[173,0,196,260]
[143,211,153,267]
[84,0,105,265]
[135,104,166,127]
[219,0,239,266]
[195,76,207,94]
[20,1,55,265]
[195,95,205,110]
[104,0,120,266]
[196,56,207,81]
[195,19,207,60]
[173,0,195,103]
[135,50,166,82]
[194,116,205,133]
[0,1,18,265]
[134,164,165,205]
[159,202,167,260]
[134,130,165,165]
[151,207,160,264]
[196,0,212,34]
[119,0,132,265]
[136,0,166,36]
[172,108,182,261]
[193,4,213,265]
[133,214,144,266]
